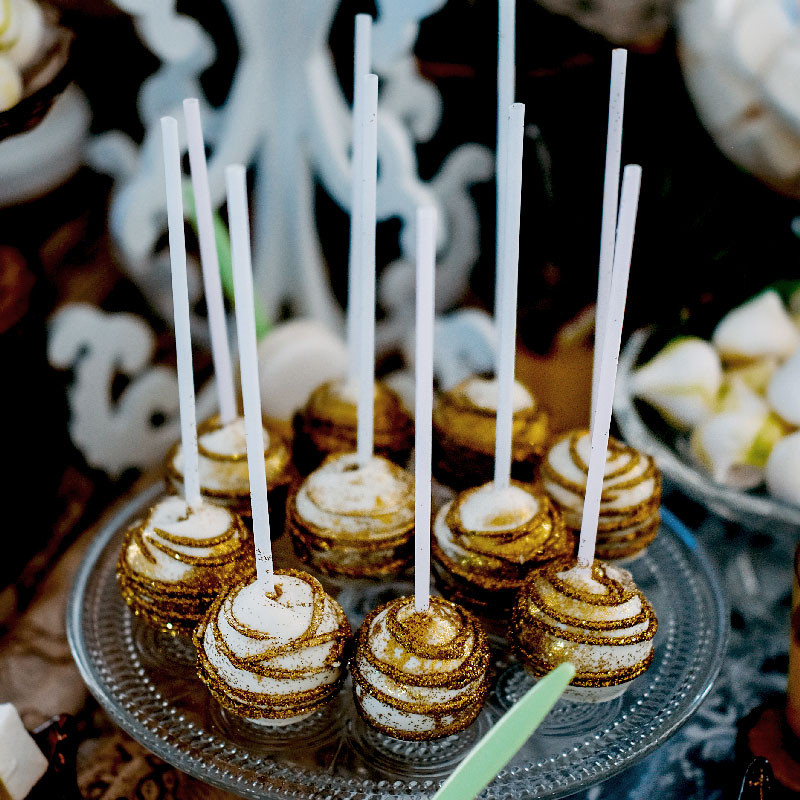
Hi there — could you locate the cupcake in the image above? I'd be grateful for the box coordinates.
[432,377,549,490]
[166,415,294,520]
[431,481,571,616]
[510,558,657,703]
[195,569,351,725]
[351,595,491,740]
[293,379,414,474]
[287,452,415,579]
[117,495,253,635]
[541,430,660,562]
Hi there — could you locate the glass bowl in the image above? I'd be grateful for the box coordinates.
[67,483,728,799]
[615,327,800,536]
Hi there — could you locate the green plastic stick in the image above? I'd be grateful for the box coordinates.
[433,663,576,800]
[182,183,271,339]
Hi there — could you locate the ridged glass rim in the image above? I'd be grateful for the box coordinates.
[67,482,728,799]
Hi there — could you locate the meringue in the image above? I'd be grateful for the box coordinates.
[431,481,571,616]
[767,348,800,426]
[765,432,800,504]
[117,495,253,635]
[631,337,722,429]
[712,290,800,363]
[288,453,415,579]
[196,570,351,725]
[510,559,658,703]
[541,430,660,562]
[0,56,21,113]
[351,595,490,739]
[689,410,779,489]
[0,0,45,71]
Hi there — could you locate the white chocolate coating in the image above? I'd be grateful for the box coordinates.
[511,560,657,702]
[352,597,490,739]
[541,430,660,561]
[124,496,242,584]
[197,572,350,725]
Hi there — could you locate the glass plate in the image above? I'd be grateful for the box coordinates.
[615,328,800,536]
[67,483,728,800]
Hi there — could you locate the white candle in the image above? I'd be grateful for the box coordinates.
[161,116,201,509]
[493,103,525,491]
[577,164,642,570]
[183,98,238,425]
[495,0,516,330]
[592,49,628,420]
[356,73,379,468]
[347,13,372,387]
[414,206,437,613]
[227,164,274,593]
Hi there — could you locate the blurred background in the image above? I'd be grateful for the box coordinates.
[2,0,799,647]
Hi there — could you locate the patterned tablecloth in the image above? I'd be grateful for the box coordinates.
[0,477,789,800]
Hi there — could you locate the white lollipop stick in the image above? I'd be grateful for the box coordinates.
[347,14,372,387]
[494,103,525,491]
[161,116,201,510]
[495,0,516,329]
[592,49,627,420]
[356,74,379,468]
[227,164,274,593]
[414,206,437,613]
[577,164,642,570]
[183,98,237,425]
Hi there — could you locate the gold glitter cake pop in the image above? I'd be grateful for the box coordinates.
[287,452,415,579]
[195,569,351,725]
[541,429,661,562]
[510,557,657,702]
[351,595,491,740]
[432,376,549,490]
[431,481,571,617]
[117,495,254,635]
[166,415,294,519]
[293,379,414,474]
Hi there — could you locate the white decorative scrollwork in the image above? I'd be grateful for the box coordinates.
[89,0,491,353]
[48,304,216,477]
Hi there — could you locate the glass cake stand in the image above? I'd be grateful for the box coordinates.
[615,328,800,537]
[67,483,728,800]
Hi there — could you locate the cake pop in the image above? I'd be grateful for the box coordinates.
[431,481,570,616]
[510,557,657,702]
[432,376,549,490]
[351,595,490,739]
[293,378,413,474]
[117,495,253,635]
[166,415,294,518]
[541,429,660,562]
[287,452,415,579]
[195,569,350,725]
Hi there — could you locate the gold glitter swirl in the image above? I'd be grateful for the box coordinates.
[351,595,491,740]
[293,380,414,473]
[116,503,255,636]
[541,429,661,561]
[510,557,658,689]
[431,482,572,616]
[287,453,415,579]
[165,415,294,516]
[194,569,351,722]
[432,378,550,489]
